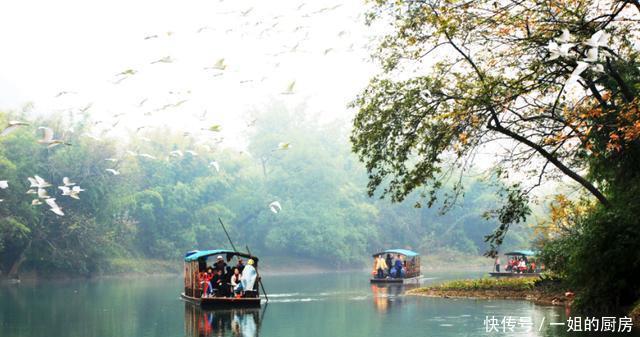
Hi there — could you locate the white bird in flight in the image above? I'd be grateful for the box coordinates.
[0,180,8,189]
[37,127,70,148]
[205,125,222,132]
[150,56,174,64]
[62,177,76,187]
[584,48,599,63]
[281,81,296,95]
[568,61,589,83]
[269,201,282,214]
[547,41,574,60]
[45,198,64,216]
[1,121,29,137]
[37,188,50,199]
[584,30,609,48]
[138,153,156,160]
[105,169,120,175]
[169,150,184,158]
[209,161,220,173]
[28,175,52,189]
[277,142,292,150]
[59,185,84,200]
[205,58,227,71]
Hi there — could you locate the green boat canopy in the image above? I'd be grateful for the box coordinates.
[372,249,420,258]
[184,249,259,262]
[504,250,536,256]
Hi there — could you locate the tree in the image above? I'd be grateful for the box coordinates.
[351,0,640,254]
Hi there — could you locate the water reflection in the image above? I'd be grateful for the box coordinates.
[184,303,261,337]
[370,283,420,313]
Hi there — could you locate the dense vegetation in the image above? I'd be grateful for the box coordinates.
[0,104,529,278]
[354,0,639,315]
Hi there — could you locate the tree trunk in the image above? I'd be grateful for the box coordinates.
[7,240,31,279]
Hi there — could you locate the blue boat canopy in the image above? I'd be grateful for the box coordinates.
[184,249,259,262]
[505,250,536,256]
[372,249,420,258]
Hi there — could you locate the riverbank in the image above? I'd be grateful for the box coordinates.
[3,253,493,280]
[408,277,571,306]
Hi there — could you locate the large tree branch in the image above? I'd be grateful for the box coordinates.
[487,121,610,206]
[429,3,612,207]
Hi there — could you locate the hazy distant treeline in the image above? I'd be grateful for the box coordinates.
[0,103,528,277]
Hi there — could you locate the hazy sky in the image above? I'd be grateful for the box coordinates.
[0,0,378,145]
[0,0,569,202]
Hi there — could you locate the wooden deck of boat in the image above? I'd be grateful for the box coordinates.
[181,293,261,308]
[370,275,422,284]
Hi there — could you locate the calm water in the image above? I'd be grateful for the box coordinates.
[1,271,637,337]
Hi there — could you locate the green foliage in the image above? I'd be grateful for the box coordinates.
[355,0,640,315]
[430,277,537,292]
[0,104,526,277]
[541,203,640,314]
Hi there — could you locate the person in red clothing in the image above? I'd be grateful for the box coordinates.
[201,267,214,298]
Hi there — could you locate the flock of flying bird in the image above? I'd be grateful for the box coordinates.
[0,2,356,217]
[547,29,611,84]
[0,119,291,216]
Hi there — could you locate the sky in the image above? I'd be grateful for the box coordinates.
[0,0,379,147]
[0,0,568,204]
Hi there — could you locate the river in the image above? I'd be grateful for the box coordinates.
[1,271,637,337]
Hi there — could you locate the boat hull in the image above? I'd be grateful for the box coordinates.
[180,293,261,308]
[370,275,422,284]
[489,272,541,278]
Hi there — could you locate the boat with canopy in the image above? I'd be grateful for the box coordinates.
[181,249,262,308]
[370,249,422,283]
[490,250,542,277]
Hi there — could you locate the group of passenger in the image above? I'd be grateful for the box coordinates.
[507,256,538,273]
[373,254,407,279]
[200,255,257,298]
[495,256,540,274]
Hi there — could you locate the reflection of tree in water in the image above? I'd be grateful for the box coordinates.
[184,304,261,337]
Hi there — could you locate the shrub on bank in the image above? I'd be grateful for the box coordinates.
[428,277,538,292]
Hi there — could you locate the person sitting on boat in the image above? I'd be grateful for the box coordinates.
[225,266,233,283]
[210,269,224,296]
[214,255,227,273]
[231,267,242,294]
[240,259,258,294]
[375,255,387,279]
[517,259,527,273]
[385,254,393,276]
[202,267,215,297]
[390,266,398,278]
[394,255,404,278]
[236,258,245,273]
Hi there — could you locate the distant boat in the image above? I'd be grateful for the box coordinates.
[490,250,542,278]
[370,249,422,284]
[181,249,262,308]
